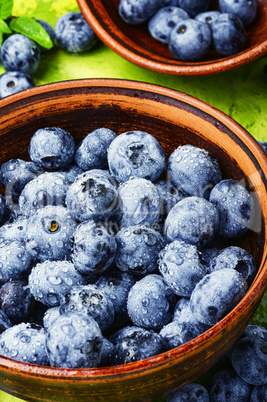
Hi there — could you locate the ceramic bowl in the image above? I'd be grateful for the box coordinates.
[77,0,267,76]
[0,79,266,402]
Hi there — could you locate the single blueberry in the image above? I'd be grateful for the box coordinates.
[160,320,204,349]
[19,171,70,216]
[0,216,28,244]
[173,297,210,334]
[158,240,207,297]
[208,368,252,401]
[0,279,32,324]
[0,34,40,76]
[109,325,166,365]
[43,306,61,329]
[55,12,98,53]
[115,225,165,276]
[75,127,117,170]
[28,126,76,169]
[71,220,117,276]
[190,268,248,326]
[127,274,176,330]
[250,384,267,402]
[195,11,221,31]
[119,0,162,25]
[0,239,32,284]
[168,144,222,199]
[117,177,161,228]
[107,130,166,183]
[211,13,246,56]
[208,246,257,286]
[209,179,255,238]
[0,322,49,365]
[29,260,85,307]
[0,310,12,334]
[99,337,114,367]
[219,0,257,26]
[66,169,119,222]
[60,284,115,332]
[0,71,34,98]
[148,6,189,44]
[167,383,209,402]
[178,0,211,17]
[0,195,5,225]
[26,205,78,262]
[164,196,219,248]
[242,324,267,341]
[45,311,103,368]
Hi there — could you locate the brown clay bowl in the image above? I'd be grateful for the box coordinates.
[0,79,266,401]
[77,0,267,76]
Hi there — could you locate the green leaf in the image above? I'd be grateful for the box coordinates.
[0,31,3,49]
[0,18,12,34]
[9,16,53,49]
[0,0,13,20]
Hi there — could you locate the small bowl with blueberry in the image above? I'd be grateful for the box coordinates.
[77,0,267,75]
[0,78,266,401]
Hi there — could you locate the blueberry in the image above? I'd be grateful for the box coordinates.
[19,171,70,216]
[0,158,43,214]
[208,246,257,286]
[178,0,211,17]
[29,260,85,307]
[66,169,119,222]
[99,337,114,366]
[28,126,76,169]
[219,0,257,26]
[190,268,248,326]
[45,311,103,368]
[250,384,267,402]
[0,34,40,76]
[211,13,246,56]
[195,11,221,30]
[96,270,136,329]
[242,324,267,341]
[127,274,175,330]
[165,196,219,248]
[71,220,117,276]
[0,71,34,98]
[0,279,32,324]
[167,382,209,402]
[0,322,49,365]
[169,18,211,61]
[168,144,222,199]
[58,163,84,183]
[231,336,267,386]
[209,179,254,238]
[43,306,61,329]
[258,141,267,156]
[154,177,184,220]
[118,0,162,25]
[26,205,78,262]
[158,240,207,297]
[107,130,166,183]
[115,225,165,276]
[109,325,166,365]
[60,284,115,332]
[208,368,252,402]
[36,19,55,51]
[0,310,12,334]
[160,320,204,349]
[0,239,32,284]
[55,12,98,53]
[173,298,210,333]
[75,127,117,170]
[0,216,28,244]
[148,7,189,44]
[117,177,161,228]
[0,195,5,225]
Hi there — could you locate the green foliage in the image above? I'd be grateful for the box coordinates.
[0,0,13,20]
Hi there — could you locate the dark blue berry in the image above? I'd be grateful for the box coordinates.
[154,177,184,220]
[75,127,117,170]
[43,306,61,329]
[28,126,76,169]
[0,195,5,225]
[55,12,98,53]
[178,0,211,17]
[0,216,28,244]
[0,71,34,98]
[58,163,84,183]
[45,311,103,368]
[160,320,204,349]
[119,0,162,25]
[219,0,257,26]
[99,337,114,367]
[195,11,221,30]
[258,141,267,156]
[0,310,12,334]
[0,279,32,324]
[0,34,40,75]
[250,384,267,402]
[107,130,166,183]
[0,239,32,284]
[167,382,209,402]
[173,297,210,334]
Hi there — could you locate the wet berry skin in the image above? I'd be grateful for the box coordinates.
[0,239,32,284]
[0,34,40,76]
[0,310,12,334]
[45,311,103,368]
[160,320,206,350]
[0,71,34,98]
[109,325,166,365]
[0,279,32,324]
[55,12,98,53]
[167,382,209,402]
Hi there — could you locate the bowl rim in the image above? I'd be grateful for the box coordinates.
[77,0,267,76]
[0,78,266,381]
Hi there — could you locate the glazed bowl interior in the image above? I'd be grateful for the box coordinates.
[77,0,267,75]
[0,79,266,402]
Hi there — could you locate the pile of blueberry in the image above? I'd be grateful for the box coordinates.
[0,125,265,398]
[118,0,257,61]
[0,12,98,98]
